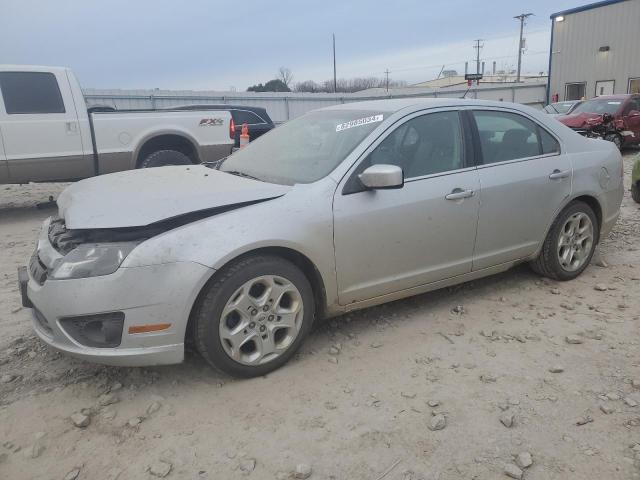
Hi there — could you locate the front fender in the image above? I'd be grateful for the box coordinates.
[122,180,340,311]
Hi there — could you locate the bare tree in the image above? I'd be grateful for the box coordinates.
[294,76,407,93]
[277,67,293,88]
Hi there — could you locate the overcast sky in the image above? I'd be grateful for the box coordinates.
[1,0,583,91]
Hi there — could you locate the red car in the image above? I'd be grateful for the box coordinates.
[557,94,640,149]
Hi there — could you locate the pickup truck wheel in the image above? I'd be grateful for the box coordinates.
[530,201,599,281]
[139,149,192,168]
[632,183,640,204]
[604,133,623,150]
[192,255,315,378]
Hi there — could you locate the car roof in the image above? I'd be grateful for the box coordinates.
[320,97,535,114]
[589,94,634,100]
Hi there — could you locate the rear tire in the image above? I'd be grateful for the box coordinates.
[139,149,191,168]
[192,255,315,378]
[604,133,623,151]
[530,201,599,281]
[632,183,640,204]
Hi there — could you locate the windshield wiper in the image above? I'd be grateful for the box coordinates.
[202,157,227,169]
[224,170,263,182]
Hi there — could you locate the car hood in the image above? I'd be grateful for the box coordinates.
[57,165,291,229]
[558,112,604,128]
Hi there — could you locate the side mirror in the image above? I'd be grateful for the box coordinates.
[628,110,640,118]
[358,164,404,190]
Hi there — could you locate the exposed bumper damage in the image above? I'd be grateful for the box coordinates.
[24,218,214,366]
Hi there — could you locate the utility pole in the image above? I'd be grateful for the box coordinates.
[514,13,533,82]
[332,33,337,93]
[384,69,390,92]
[473,39,483,75]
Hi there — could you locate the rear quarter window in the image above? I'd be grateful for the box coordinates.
[232,110,266,125]
[0,72,66,114]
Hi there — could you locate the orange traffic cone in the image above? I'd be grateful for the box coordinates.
[240,123,250,148]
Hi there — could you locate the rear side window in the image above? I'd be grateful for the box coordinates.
[232,110,265,125]
[472,110,552,164]
[0,72,65,114]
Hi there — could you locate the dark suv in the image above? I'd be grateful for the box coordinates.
[174,104,275,147]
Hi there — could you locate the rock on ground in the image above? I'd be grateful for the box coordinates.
[504,464,523,479]
[294,463,312,479]
[148,460,172,478]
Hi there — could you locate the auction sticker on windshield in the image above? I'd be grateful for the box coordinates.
[336,114,383,132]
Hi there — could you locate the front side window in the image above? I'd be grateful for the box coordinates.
[623,98,640,115]
[365,111,464,179]
[472,110,554,163]
[0,72,65,114]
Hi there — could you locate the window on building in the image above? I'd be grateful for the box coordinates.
[0,72,65,114]
[628,78,640,94]
[565,82,586,101]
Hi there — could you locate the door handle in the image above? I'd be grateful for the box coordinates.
[445,189,474,200]
[549,169,570,180]
[65,122,78,134]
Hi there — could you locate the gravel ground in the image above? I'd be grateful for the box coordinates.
[0,153,639,480]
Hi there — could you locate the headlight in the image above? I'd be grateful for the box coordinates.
[50,242,138,280]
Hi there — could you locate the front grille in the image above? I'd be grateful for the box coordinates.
[29,251,48,285]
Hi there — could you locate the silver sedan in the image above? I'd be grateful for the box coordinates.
[21,99,624,377]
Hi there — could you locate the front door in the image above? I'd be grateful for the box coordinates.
[621,97,640,143]
[333,110,480,305]
[0,70,88,183]
[469,109,572,269]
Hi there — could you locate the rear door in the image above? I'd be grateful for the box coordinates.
[0,70,88,182]
[469,109,571,270]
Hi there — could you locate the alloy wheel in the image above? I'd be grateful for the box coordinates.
[218,275,304,365]
[557,212,594,272]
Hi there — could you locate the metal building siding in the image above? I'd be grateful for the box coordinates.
[549,0,640,100]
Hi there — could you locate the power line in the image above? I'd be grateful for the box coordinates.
[370,50,548,76]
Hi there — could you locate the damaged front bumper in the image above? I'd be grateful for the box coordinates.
[22,218,213,367]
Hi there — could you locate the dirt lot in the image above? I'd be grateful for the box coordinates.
[1,154,639,480]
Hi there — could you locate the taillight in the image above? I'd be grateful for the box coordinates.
[229,117,235,139]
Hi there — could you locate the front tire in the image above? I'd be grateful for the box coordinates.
[139,149,191,168]
[530,201,599,281]
[192,255,315,378]
[604,133,623,150]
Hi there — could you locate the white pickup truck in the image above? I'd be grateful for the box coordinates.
[0,65,235,184]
